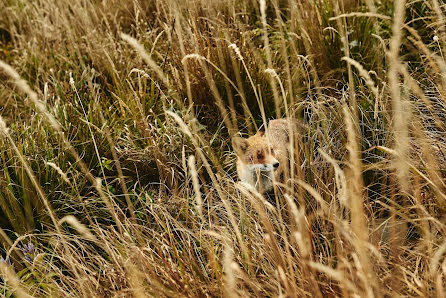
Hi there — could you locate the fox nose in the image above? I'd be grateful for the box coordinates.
[273,162,280,169]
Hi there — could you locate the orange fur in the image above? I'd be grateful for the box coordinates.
[232,119,293,193]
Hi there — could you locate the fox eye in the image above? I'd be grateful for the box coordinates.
[257,152,263,160]
[270,147,274,154]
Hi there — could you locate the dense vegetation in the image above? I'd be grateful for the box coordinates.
[0,0,445,296]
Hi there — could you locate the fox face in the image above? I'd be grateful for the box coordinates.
[232,119,296,193]
[232,131,281,193]
[232,133,280,170]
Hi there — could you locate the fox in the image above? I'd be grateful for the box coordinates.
[232,119,296,193]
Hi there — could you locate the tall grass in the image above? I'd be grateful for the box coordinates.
[0,0,445,296]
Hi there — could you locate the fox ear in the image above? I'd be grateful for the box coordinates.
[232,136,249,156]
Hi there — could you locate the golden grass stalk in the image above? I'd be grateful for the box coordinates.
[0,262,32,298]
[59,215,97,242]
[386,2,411,291]
[223,242,238,298]
[125,257,149,298]
[329,12,391,21]
[284,194,322,297]
[188,155,203,219]
[307,261,358,294]
[388,0,410,194]
[45,162,71,185]
[343,104,378,295]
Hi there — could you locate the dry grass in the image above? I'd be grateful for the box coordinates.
[0,0,445,296]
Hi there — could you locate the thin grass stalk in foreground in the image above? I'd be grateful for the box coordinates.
[59,215,97,242]
[124,258,149,298]
[387,4,413,285]
[329,12,391,22]
[188,155,204,220]
[223,240,239,297]
[387,0,410,194]
[343,105,378,296]
[0,262,32,298]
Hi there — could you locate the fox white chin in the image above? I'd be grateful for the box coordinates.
[239,164,277,193]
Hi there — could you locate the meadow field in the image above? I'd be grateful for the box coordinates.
[0,0,446,296]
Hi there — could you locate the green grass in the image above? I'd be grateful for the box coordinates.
[0,0,445,296]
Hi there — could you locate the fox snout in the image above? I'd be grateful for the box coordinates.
[258,158,279,172]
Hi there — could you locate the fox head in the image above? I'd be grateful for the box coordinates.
[232,131,280,172]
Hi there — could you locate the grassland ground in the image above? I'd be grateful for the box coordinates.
[0,0,446,296]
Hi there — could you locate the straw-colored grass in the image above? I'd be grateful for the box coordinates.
[0,0,445,296]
